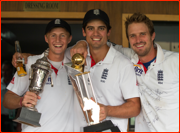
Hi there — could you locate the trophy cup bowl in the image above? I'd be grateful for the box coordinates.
[71,53,85,72]
[13,49,53,127]
[64,53,120,132]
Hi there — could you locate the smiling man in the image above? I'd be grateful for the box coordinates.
[120,13,179,132]
[3,19,74,132]
[73,9,141,132]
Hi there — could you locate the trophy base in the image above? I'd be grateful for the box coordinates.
[13,107,41,127]
[83,120,120,132]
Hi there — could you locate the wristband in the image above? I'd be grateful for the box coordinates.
[19,97,23,107]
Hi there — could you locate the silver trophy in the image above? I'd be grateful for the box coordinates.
[64,53,120,132]
[13,48,53,127]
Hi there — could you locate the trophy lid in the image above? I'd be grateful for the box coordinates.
[71,53,85,66]
[31,49,51,70]
[70,53,85,72]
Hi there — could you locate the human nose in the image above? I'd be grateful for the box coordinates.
[56,36,60,42]
[135,36,141,43]
[93,29,99,36]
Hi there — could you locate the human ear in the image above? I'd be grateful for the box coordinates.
[45,35,48,43]
[82,28,86,37]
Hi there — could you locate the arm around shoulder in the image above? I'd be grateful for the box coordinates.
[70,40,88,58]
[12,52,35,68]
[107,42,134,59]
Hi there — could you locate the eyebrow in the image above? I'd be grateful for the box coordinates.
[129,32,147,35]
[86,26,93,28]
[86,26,106,28]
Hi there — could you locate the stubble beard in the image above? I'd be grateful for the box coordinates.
[132,42,152,57]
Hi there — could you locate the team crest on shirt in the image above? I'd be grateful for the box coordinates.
[134,65,143,76]
[157,70,163,84]
[46,76,52,85]
[100,68,109,83]
[10,77,15,84]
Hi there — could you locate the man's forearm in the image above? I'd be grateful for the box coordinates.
[106,97,141,118]
[3,90,22,109]
[26,53,34,57]
[70,40,88,58]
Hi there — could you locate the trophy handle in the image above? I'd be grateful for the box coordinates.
[50,74,53,87]
[29,68,33,80]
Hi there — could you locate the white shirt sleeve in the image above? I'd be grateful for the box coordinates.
[7,72,29,96]
[7,57,32,96]
[107,41,135,59]
[173,52,179,79]
[119,63,139,99]
[64,46,72,61]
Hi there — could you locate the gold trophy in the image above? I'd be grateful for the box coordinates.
[64,53,120,132]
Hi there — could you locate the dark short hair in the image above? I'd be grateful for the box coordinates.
[125,12,155,40]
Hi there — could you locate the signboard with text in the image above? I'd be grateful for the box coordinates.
[23,1,60,11]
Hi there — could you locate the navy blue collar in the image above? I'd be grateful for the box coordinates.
[143,56,156,69]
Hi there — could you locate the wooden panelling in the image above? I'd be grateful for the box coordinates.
[121,1,179,14]
[1,1,23,11]
[107,2,122,44]
[1,1,179,46]
[1,12,85,19]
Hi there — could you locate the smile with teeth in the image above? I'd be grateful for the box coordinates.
[55,45,62,48]
[92,38,101,41]
[136,44,145,48]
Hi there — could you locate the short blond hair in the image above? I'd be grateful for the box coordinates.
[125,12,155,40]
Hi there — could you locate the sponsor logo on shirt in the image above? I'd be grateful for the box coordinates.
[100,68,108,83]
[157,70,163,84]
[67,76,72,85]
[46,76,52,85]
[134,65,143,76]
[10,77,15,84]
